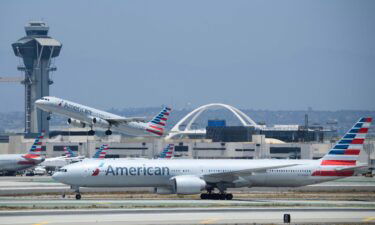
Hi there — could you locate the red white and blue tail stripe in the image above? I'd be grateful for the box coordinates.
[159,144,174,159]
[63,146,76,158]
[320,117,372,166]
[146,107,172,136]
[93,144,109,159]
[23,132,44,159]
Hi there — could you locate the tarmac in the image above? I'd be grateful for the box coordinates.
[0,208,375,224]
[1,176,375,194]
[0,176,374,224]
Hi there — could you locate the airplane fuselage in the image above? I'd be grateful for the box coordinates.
[53,159,345,189]
[0,154,40,172]
[36,97,153,136]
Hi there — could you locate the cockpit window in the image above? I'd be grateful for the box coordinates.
[41,98,50,101]
[58,168,67,172]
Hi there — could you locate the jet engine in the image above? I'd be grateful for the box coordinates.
[171,176,206,194]
[67,118,86,128]
[92,117,110,128]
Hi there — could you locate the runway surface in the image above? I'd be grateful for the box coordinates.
[1,198,375,209]
[0,176,374,224]
[0,208,375,224]
[1,176,375,194]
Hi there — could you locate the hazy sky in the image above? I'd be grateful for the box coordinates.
[0,0,374,112]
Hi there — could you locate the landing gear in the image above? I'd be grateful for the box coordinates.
[105,129,112,135]
[225,193,233,200]
[88,130,95,135]
[200,192,233,200]
[47,115,51,120]
[72,186,81,200]
[75,193,81,200]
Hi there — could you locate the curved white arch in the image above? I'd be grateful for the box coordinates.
[169,103,259,135]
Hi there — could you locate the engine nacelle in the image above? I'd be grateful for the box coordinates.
[67,118,86,128]
[153,187,174,194]
[171,176,206,195]
[92,117,110,128]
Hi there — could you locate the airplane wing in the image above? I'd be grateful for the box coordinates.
[203,164,300,183]
[106,117,147,125]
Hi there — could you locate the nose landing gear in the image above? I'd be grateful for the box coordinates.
[72,186,81,200]
[105,129,112,135]
[75,193,81,200]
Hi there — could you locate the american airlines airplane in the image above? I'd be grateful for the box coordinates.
[53,118,372,200]
[0,133,45,175]
[41,145,109,171]
[159,144,174,159]
[35,96,171,136]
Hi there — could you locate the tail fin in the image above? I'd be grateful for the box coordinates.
[23,132,44,159]
[159,144,174,159]
[146,107,172,136]
[63,146,76,158]
[320,117,372,166]
[93,144,109,159]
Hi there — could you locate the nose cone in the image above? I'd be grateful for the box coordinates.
[52,167,71,184]
[35,99,45,109]
[35,98,52,112]
[52,171,64,183]
[52,165,83,186]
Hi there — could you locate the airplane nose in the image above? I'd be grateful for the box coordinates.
[35,99,42,105]
[52,172,64,182]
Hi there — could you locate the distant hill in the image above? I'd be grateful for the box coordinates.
[1,108,374,136]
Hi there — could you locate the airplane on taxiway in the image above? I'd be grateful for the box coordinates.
[35,96,171,136]
[0,133,45,175]
[41,144,110,171]
[159,144,174,159]
[52,118,372,200]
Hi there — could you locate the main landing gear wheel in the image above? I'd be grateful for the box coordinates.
[200,193,233,200]
[105,130,112,135]
[47,115,51,120]
[88,130,95,135]
[75,193,81,200]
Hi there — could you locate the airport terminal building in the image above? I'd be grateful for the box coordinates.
[0,104,374,166]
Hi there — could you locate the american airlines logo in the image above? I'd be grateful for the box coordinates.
[93,165,170,176]
[63,102,93,115]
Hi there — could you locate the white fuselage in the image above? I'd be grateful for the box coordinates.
[40,156,83,169]
[35,97,152,136]
[53,159,342,189]
[0,154,41,172]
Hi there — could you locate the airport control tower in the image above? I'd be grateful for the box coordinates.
[12,21,62,135]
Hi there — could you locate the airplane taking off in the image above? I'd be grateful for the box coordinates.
[35,96,172,136]
[53,118,372,200]
[0,133,45,175]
